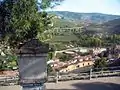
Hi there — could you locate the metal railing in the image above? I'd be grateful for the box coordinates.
[48,66,120,82]
[0,66,120,85]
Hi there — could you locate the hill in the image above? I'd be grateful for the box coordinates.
[51,17,76,28]
[48,11,120,24]
[102,18,120,34]
[81,18,120,35]
[47,12,120,49]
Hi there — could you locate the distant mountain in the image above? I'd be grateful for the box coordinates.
[48,11,120,36]
[48,11,120,24]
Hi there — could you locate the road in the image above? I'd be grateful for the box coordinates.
[0,77,120,90]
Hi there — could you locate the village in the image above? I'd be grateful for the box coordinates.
[48,45,120,73]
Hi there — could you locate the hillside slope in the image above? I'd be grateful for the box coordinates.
[49,11,120,24]
[103,18,120,34]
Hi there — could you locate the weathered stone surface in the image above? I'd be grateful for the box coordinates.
[17,39,49,84]
[17,39,49,54]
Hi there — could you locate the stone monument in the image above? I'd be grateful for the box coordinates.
[17,39,49,90]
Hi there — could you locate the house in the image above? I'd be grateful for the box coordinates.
[0,70,18,77]
[103,47,120,59]
[50,51,95,73]
[58,60,94,73]
[90,48,106,55]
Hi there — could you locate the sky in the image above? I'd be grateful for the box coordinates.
[48,0,120,15]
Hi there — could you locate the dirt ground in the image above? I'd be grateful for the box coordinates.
[0,77,120,90]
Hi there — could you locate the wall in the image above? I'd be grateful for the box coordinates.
[59,60,94,73]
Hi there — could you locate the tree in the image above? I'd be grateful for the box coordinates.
[0,0,63,50]
[94,57,108,71]
[1,0,42,49]
[47,64,53,74]
[56,53,74,62]
[0,0,63,70]
[0,54,17,70]
[0,40,18,70]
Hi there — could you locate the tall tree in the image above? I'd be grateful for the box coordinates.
[0,0,63,70]
[0,0,63,50]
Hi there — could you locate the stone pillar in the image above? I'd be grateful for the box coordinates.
[17,39,49,90]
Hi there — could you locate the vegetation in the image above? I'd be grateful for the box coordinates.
[47,64,53,74]
[56,53,74,62]
[48,32,120,50]
[0,0,52,50]
[0,55,17,70]
[93,58,108,71]
[0,0,63,70]
[51,17,76,28]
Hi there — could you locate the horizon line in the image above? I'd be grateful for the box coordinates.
[47,10,120,16]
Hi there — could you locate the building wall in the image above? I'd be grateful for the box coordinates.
[59,61,94,73]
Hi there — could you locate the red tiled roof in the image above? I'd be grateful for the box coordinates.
[0,70,18,77]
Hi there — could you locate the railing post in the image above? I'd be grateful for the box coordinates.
[90,68,92,80]
[55,72,58,83]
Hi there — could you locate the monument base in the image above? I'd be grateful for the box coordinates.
[22,83,46,90]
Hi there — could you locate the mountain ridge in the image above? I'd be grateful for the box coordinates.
[48,11,120,24]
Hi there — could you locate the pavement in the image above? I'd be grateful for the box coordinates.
[0,77,120,90]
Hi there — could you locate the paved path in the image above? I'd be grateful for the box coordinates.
[0,77,120,90]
